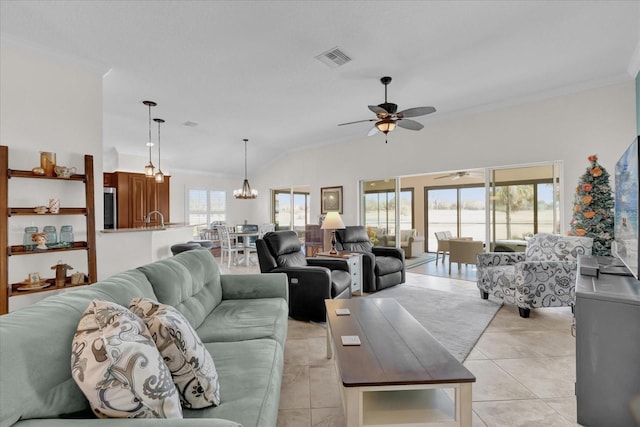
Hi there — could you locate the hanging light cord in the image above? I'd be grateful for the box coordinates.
[244,138,248,179]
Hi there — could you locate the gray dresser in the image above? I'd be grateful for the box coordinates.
[575,255,640,427]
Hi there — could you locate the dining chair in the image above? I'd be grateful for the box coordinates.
[216,225,241,268]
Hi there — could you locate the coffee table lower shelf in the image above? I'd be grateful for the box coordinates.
[339,381,471,427]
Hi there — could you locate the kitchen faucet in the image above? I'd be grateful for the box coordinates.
[144,210,165,228]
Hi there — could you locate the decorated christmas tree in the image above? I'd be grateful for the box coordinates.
[568,154,614,256]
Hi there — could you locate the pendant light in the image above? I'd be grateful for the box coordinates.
[153,118,165,183]
[233,138,258,199]
[143,100,156,177]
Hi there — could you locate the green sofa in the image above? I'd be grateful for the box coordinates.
[0,249,289,427]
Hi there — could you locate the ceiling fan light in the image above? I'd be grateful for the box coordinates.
[375,119,396,134]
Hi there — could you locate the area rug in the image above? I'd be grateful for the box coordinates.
[404,253,436,269]
[371,283,502,361]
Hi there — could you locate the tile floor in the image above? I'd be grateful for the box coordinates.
[219,255,581,427]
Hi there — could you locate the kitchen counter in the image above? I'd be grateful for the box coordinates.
[97,224,196,279]
[100,222,192,233]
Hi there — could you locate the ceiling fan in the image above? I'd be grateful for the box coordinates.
[338,76,436,142]
[434,171,484,180]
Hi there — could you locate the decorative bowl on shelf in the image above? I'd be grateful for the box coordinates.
[33,206,48,214]
[55,165,76,178]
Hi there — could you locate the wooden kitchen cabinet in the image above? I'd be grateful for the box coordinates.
[110,172,170,229]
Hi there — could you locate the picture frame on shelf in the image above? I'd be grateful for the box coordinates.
[321,186,343,214]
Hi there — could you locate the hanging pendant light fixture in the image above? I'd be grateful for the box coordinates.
[233,138,258,199]
[143,100,156,177]
[153,118,165,183]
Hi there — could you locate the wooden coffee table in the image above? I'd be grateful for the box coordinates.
[325,298,476,427]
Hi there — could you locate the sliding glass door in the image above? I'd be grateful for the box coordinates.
[425,185,485,252]
[361,179,414,247]
[272,186,310,241]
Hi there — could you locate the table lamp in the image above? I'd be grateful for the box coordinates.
[321,211,345,255]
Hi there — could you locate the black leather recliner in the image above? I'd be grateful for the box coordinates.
[335,226,405,292]
[256,230,351,322]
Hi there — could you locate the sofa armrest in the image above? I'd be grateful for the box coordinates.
[221,273,288,301]
[477,252,525,268]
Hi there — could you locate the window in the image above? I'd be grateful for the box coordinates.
[187,188,226,226]
[271,187,310,239]
[363,183,413,247]
[426,185,485,252]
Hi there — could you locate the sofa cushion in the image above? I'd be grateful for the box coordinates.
[71,300,182,419]
[195,298,288,346]
[137,249,223,330]
[130,298,221,409]
[183,339,283,427]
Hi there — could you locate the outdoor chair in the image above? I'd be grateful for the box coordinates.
[477,233,593,318]
[448,239,484,274]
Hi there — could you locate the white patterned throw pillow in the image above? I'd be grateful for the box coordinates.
[71,300,182,419]
[129,298,221,408]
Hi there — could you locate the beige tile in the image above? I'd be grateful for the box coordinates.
[494,357,575,399]
[277,408,311,427]
[310,365,341,408]
[308,336,333,367]
[544,397,578,424]
[474,329,574,359]
[279,365,310,410]
[466,346,489,360]
[472,410,488,427]
[288,319,327,340]
[284,339,309,366]
[311,407,345,427]
[473,399,575,427]
[463,360,537,401]
[487,304,574,333]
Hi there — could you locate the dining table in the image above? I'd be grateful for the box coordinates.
[229,230,260,266]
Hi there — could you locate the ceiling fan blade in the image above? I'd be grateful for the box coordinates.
[369,105,389,117]
[396,118,424,131]
[397,106,436,118]
[367,126,379,136]
[338,118,376,126]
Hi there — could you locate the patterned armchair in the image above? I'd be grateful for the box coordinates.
[477,233,593,318]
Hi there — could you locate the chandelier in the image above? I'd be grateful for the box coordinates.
[233,138,258,199]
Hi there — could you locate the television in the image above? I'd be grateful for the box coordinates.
[611,136,639,279]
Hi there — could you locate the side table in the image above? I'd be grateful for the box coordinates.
[316,251,362,296]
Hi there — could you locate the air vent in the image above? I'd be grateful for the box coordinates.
[315,47,352,68]
[183,121,199,127]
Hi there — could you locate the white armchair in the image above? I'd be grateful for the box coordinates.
[477,233,593,318]
[400,229,425,258]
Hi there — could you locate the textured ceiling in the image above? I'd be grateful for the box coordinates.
[1,0,639,177]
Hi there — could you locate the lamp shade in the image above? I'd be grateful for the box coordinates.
[321,211,345,230]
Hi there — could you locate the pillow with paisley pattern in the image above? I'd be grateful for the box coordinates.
[129,297,221,408]
[71,300,182,419]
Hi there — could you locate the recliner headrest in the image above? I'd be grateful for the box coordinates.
[340,226,369,243]
[264,230,302,256]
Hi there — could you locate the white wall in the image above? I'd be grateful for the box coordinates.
[1,46,104,310]
[253,81,637,230]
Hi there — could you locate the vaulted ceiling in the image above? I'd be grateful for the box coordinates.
[1,1,639,177]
